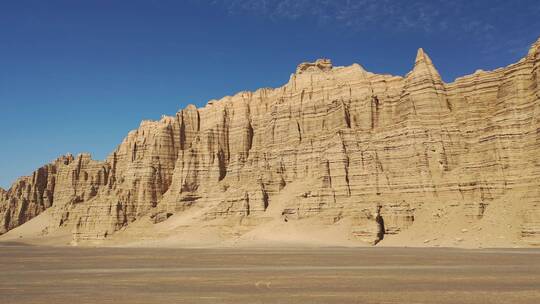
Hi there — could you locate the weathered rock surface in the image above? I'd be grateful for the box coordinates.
[1,38,540,246]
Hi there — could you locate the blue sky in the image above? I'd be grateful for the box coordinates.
[1,0,539,188]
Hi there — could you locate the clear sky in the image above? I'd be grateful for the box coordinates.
[1,0,539,188]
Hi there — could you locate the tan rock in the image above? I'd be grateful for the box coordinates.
[1,37,540,247]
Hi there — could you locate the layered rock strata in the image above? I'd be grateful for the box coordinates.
[1,39,540,245]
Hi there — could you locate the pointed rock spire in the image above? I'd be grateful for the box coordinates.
[408,48,442,82]
[415,48,432,65]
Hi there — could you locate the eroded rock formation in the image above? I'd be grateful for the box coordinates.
[1,38,540,246]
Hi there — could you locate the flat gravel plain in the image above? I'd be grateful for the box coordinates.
[0,243,539,303]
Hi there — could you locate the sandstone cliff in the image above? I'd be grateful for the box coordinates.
[1,38,539,247]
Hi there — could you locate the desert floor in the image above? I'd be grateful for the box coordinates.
[0,243,539,303]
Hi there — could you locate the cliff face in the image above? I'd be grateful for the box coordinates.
[1,38,540,246]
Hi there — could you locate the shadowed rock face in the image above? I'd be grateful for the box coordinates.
[1,38,540,245]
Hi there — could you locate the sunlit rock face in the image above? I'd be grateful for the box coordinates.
[1,38,540,246]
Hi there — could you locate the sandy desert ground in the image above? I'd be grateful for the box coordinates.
[0,243,539,304]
